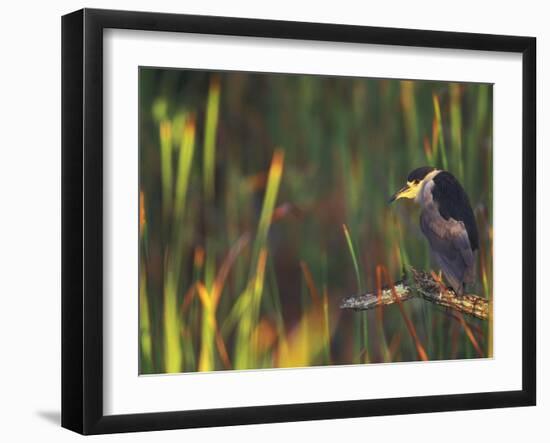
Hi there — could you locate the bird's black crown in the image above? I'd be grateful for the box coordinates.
[407,166,436,183]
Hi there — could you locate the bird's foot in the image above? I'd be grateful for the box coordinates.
[448,286,466,299]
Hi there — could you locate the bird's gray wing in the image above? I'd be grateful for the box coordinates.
[420,208,474,294]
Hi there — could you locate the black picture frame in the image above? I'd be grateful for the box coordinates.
[62,8,536,435]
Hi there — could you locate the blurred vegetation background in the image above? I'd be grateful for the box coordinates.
[139,67,493,374]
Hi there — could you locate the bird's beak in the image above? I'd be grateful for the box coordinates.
[388,184,409,204]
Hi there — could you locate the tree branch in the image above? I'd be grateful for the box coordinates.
[340,268,489,321]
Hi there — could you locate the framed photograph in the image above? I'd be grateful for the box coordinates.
[62,8,536,435]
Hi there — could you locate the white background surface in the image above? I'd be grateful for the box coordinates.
[0,0,546,441]
[104,30,523,415]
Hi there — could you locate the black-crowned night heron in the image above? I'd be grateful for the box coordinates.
[389,166,479,296]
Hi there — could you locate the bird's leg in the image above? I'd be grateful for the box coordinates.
[435,270,465,298]
[430,270,447,300]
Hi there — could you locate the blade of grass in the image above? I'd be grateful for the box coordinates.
[456,312,484,357]
[300,261,320,304]
[432,118,439,162]
[196,282,216,371]
[174,115,196,222]
[423,136,433,164]
[203,76,221,201]
[212,233,250,307]
[196,281,233,371]
[375,265,391,362]
[433,94,448,170]
[203,77,221,293]
[450,83,464,181]
[159,120,173,219]
[234,249,269,369]
[163,266,183,372]
[249,150,285,272]
[139,266,153,373]
[322,288,332,364]
[342,224,363,292]
[342,223,368,362]
[196,234,249,371]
